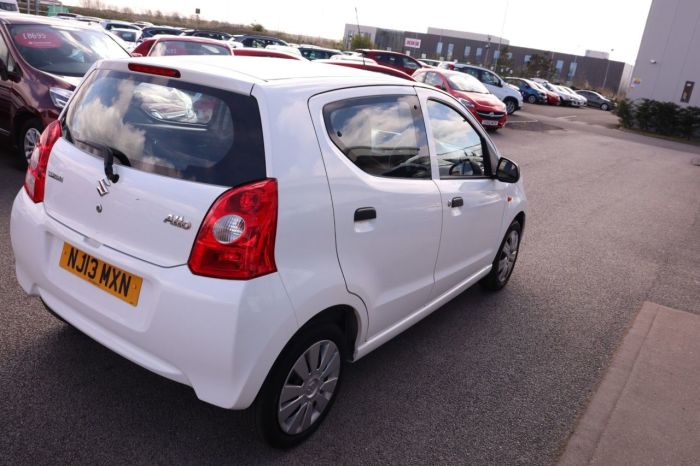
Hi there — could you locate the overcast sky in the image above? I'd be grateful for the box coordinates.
[65,0,653,64]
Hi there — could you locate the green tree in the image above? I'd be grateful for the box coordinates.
[614,98,634,128]
[251,23,265,32]
[494,45,514,76]
[525,53,553,79]
[350,33,373,50]
[677,106,700,139]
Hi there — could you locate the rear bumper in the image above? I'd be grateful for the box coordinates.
[10,189,298,409]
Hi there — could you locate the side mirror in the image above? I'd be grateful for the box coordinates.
[440,83,447,91]
[496,157,520,183]
[0,59,7,81]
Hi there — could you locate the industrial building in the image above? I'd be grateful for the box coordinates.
[627,0,700,106]
[344,24,633,95]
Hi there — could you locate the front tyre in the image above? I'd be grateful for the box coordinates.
[481,220,522,291]
[504,98,518,115]
[18,118,43,166]
[527,94,537,104]
[254,323,345,448]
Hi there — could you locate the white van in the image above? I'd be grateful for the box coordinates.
[0,0,19,13]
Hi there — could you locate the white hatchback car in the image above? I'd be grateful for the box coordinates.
[11,57,527,447]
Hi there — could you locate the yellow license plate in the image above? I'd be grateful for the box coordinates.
[59,242,143,306]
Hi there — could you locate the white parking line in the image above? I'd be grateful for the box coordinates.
[508,120,539,123]
[556,116,578,120]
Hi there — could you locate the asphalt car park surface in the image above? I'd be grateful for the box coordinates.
[1,104,698,465]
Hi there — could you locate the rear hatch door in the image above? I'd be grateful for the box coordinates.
[44,66,265,267]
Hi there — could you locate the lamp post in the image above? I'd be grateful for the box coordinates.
[602,48,614,91]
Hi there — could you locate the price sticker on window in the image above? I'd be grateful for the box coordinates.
[14,29,62,48]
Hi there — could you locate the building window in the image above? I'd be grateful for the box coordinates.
[567,62,578,81]
[464,46,471,57]
[493,50,501,60]
[476,47,482,58]
[507,52,513,59]
[436,42,443,55]
[555,59,564,76]
[447,43,454,59]
[524,54,531,64]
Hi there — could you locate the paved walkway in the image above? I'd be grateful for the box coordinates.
[559,302,700,466]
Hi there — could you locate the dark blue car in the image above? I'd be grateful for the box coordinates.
[505,77,547,104]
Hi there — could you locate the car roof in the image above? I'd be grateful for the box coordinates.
[358,49,412,57]
[101,55,414,88]
[236,34,284,40]
[316,60,415,81]
[0,12,92,28]
[153,35,229,46]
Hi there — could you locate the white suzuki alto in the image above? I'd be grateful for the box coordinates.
[11,57,527,448]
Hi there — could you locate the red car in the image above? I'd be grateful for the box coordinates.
[315,59,415,81]
[131,35,232,57]
[413,69,508,130]
[355,49,427,76]
[530,80,560,105]
[0,14,129,163]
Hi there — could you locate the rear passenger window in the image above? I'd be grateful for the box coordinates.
[64,69,265,187]
[426,100,486,178]
[324,95,431,179]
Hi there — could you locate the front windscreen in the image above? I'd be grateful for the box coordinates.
[447,73,490,94]
[10,24,127,77]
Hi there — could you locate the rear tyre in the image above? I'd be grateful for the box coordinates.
[600,103,609,111]
[504,98,517,115]
[526,95,537,104]
[18,118,44,166]
[254,323,345,448]
[481,220,522,291]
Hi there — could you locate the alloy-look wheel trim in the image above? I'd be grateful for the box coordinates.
[278,339,340,435]
[24,127,42,163]
[497,230,520,282]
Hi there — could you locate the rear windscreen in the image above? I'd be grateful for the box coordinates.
[64,69,265,187]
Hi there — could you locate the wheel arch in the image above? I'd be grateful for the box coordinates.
[12,109,42,145]
[295,304,361,362]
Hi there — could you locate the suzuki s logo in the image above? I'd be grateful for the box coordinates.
[163,214,192,230]
[96,178,111,197]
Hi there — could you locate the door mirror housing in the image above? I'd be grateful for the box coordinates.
[495,157,520,183]
[0,59,7,81]
[440,83,447,91]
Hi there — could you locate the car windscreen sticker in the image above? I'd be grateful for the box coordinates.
[14,30,63,48]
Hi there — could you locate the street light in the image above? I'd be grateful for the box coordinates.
[602,48,615,91]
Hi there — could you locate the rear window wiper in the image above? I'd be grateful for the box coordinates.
[74,138,131,183]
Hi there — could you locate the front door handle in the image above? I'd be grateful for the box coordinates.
[448,197,464,208]
[354,207,376,222]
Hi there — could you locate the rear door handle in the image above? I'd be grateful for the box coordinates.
[354,207,376,222]
[448,197,464,208]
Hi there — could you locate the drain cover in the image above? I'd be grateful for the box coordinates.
[693,157,700,166]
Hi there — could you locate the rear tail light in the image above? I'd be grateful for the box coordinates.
[24,120,61,204]
[188,179,278,280]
